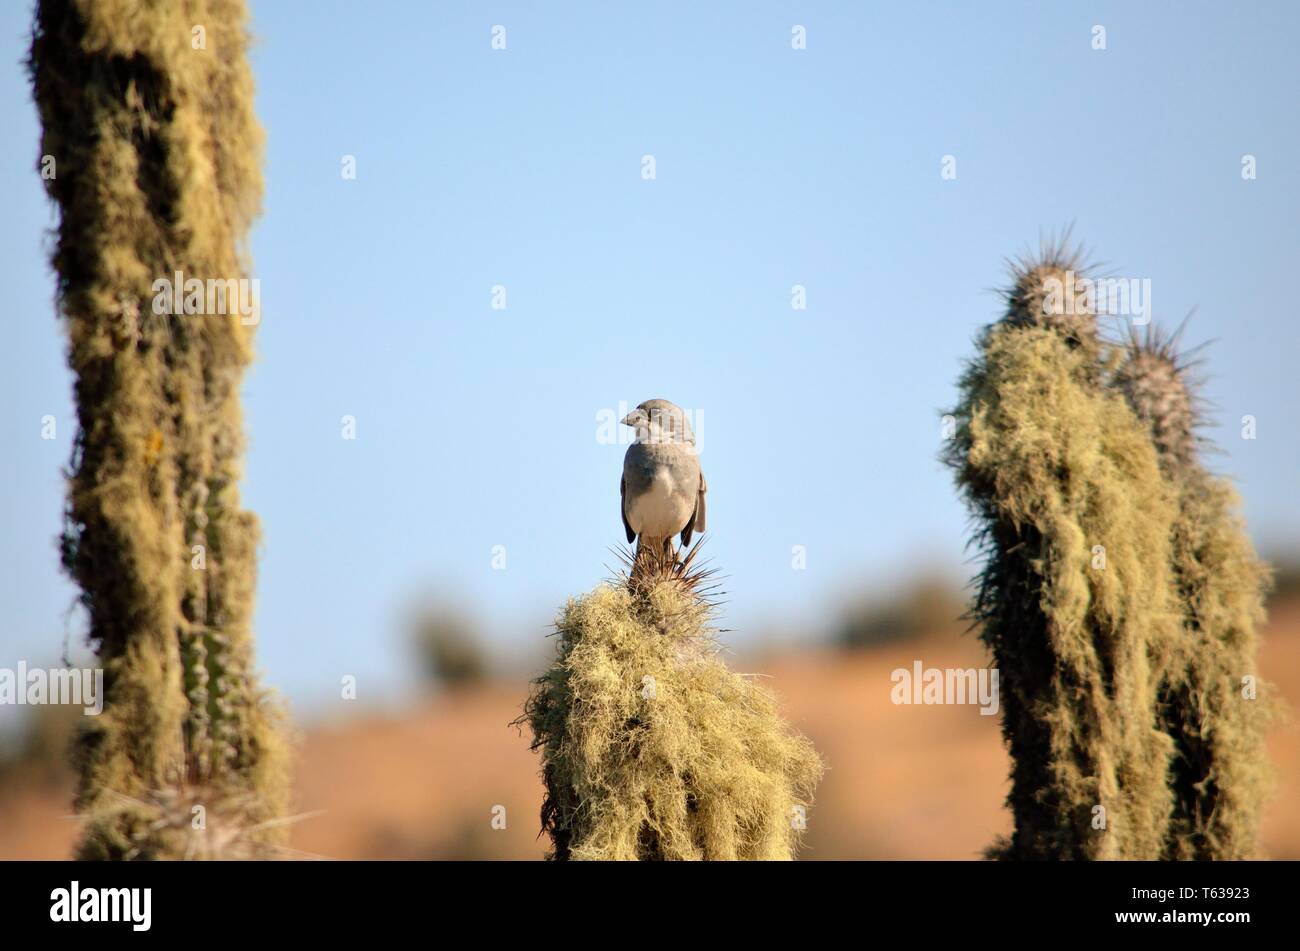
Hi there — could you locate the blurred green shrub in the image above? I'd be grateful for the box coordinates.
[410,610,490,688]
[836,576,966,649]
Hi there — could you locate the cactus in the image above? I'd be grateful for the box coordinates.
[944,244,1183,859]
[29,0,287,859]
[1115,326,1274,859]
[1001,243,1104,360]
[948,238,1277,860]
[521,546,823,860]
[1113,327,1201,470]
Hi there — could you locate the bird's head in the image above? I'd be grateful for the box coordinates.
[621,399,695,445]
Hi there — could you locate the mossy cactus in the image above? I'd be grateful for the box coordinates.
[521,552,823,860]
[1116,327,1274,859]
[949,239,1277,860]
[29,0,287,859]
[944,249,1183,859]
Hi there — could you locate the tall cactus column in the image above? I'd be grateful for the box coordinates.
[943,247,1183,859]
[1115,329,1273,859]
[30,0,286,859]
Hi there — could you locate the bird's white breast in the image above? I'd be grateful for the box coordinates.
[626,466,693,537]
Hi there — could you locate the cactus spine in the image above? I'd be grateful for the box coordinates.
[30,0,286,859]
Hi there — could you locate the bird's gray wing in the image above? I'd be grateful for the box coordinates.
[693,469,707,533]
[620,474,635,543]
[681,467,706,545]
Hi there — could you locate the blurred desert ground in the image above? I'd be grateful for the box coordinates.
[2,582,1298,861]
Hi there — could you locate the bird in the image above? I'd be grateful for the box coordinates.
[620,399,707,562]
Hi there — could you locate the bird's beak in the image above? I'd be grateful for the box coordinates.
[620,410,647,427]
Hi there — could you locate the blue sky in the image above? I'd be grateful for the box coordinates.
[3,2,1298,721]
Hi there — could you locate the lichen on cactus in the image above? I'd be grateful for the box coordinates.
[521,550,822,860]
[1115,325,1275,859]
[29,0,287,859]
[944,248,1183,859]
